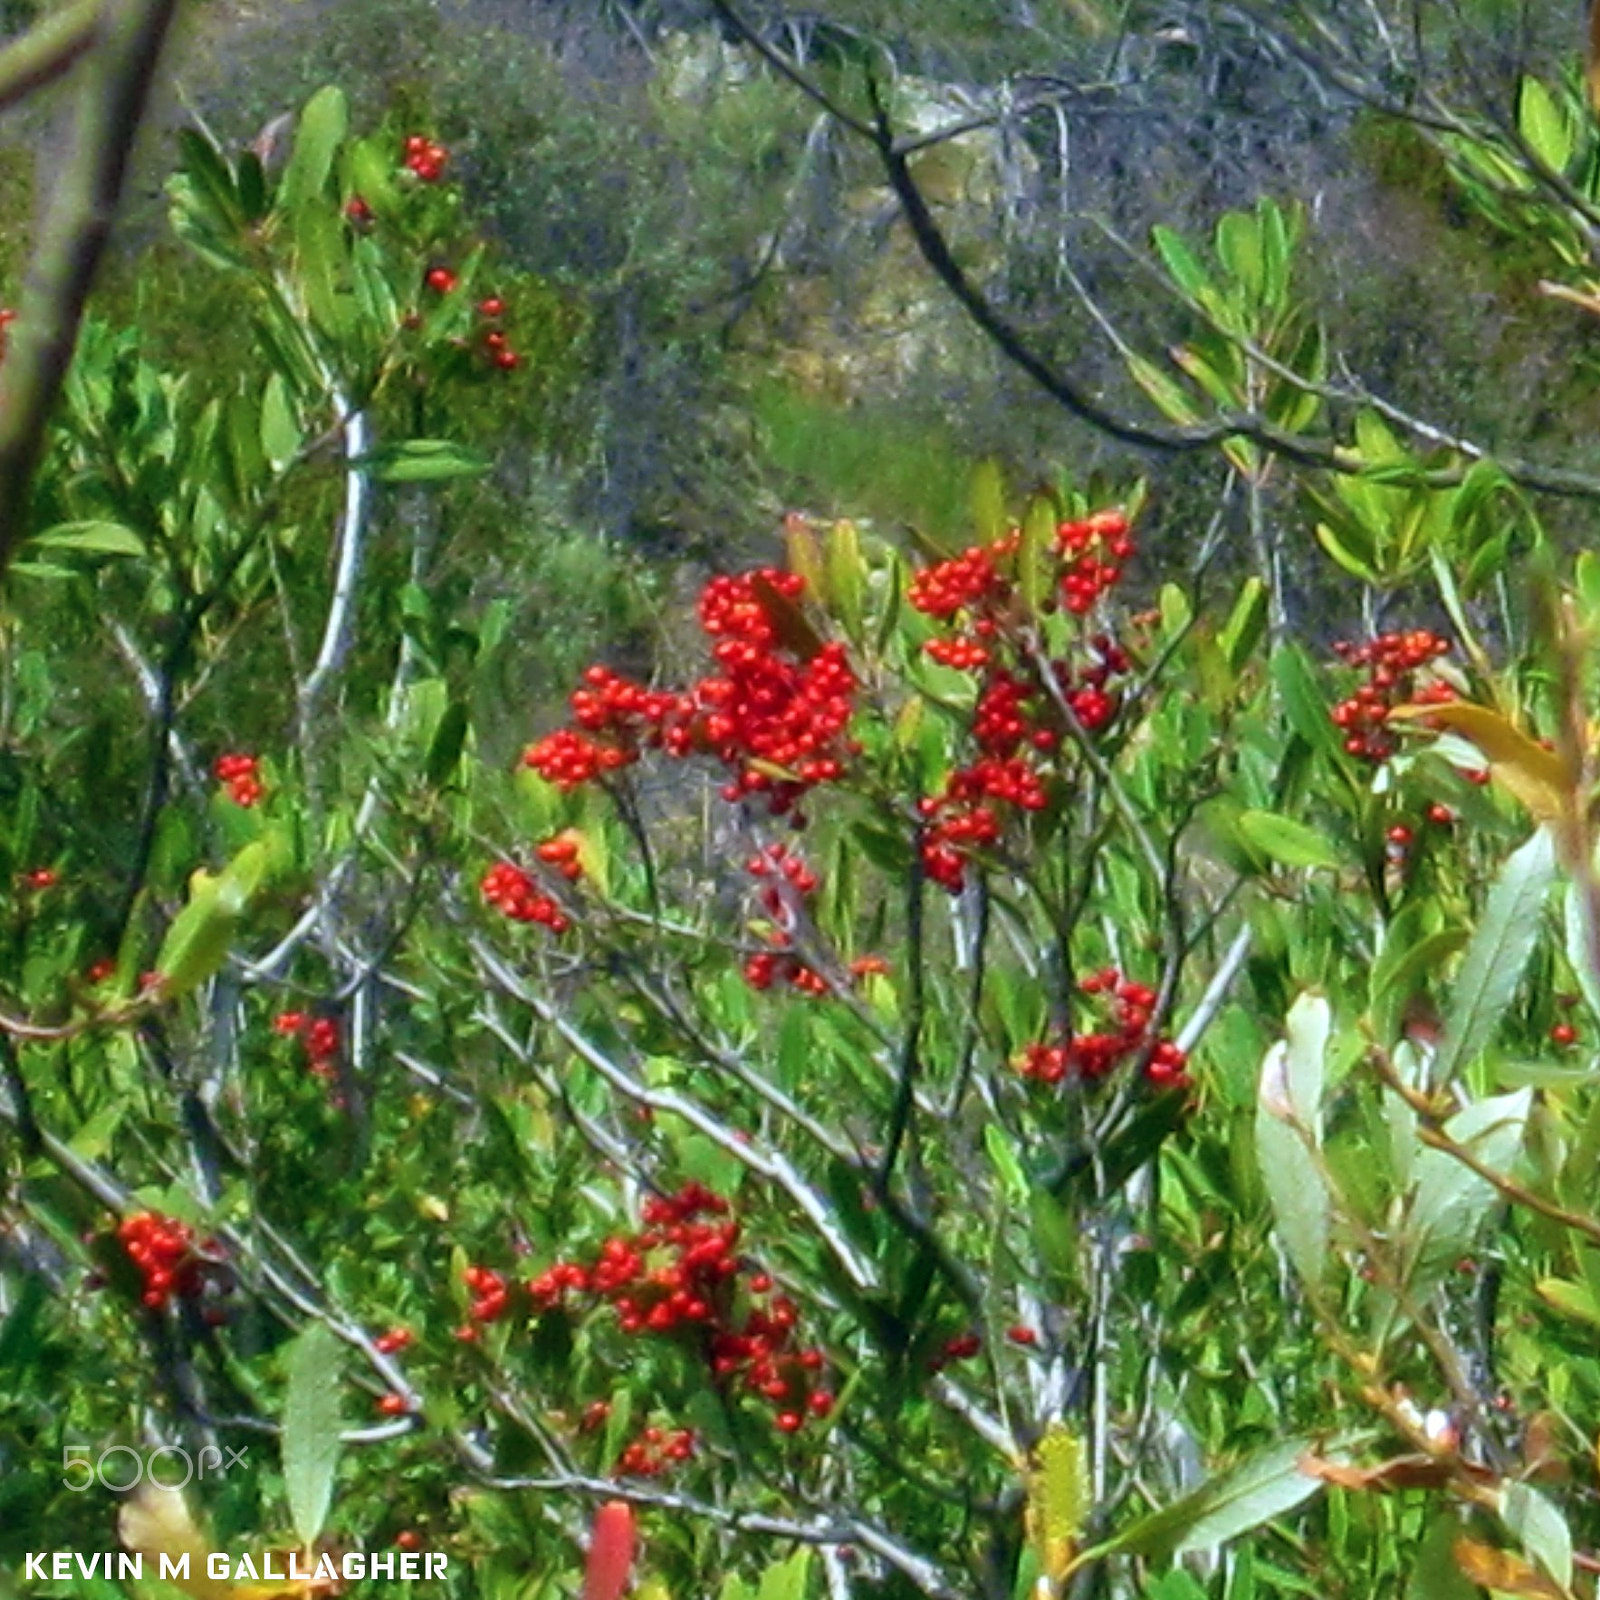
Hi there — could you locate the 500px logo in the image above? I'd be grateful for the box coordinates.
[62,1444,248,1492]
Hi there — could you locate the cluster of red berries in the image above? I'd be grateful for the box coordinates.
[416,271,520,370]
[473,294,520,371]
[525,570,859,816]
[20,866,56,890]
[403,134,448,182]
[535,832,584,880]
[117,1212,205,1310]
[273,1011,340,1080]
[616,1426,698,1476]
[908,536,1015,619]
[1017,968,1188,1090]
[480,861,571,932]
[374,1326,414,1356]
[473,1185,832,1453]
[905,516,1136,893]
[1330,630,1453,763]
[462,1265,510,1328]
[214,752,264,807]
[743,844,827,996]
[1057,511,1135,614]
[744,950,829,996]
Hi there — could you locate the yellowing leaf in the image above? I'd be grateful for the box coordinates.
[1387,700,1575,822]
[1451,1535,1566,1599]
[783,515,827,605]
[1027,1424,1089,1583]
[118,1483,316,1600]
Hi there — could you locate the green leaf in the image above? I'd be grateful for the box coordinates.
[359,440,490,483]
[1272,646,1345,764]
[1152,225,1216,302]
[1219,576,1268,673]
[1236,811,1340,871]
[1019,493,1055,614]
[1432,828,1556,1088]
[281,1321,345,1548]
[27,521,147,558]
[1405,1090,1530,1301]
[424,700,470,788]
[1216,209,1264,300]
[1256,993,1331,1287]
[1500,1481,1572,1590]
[970,457,1006,543]
[824,519,866,640]
[1564,879,1600,1024]
[1517,77,1573,172]
[280,85,349,217]
[261,374,302,472]
[151,841,278,998]
[1127,353,1203,424]
[151,876,237,998]
[985,1123,1027,1205]
[1315,522,1382,584]
[755,1549,811,1600]
[1092,1437,1333,1563]
[1406,1513,1477,1600]
[1534,1276,1600,1330]
[175,128,244,234]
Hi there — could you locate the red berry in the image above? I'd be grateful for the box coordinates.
[1551,1023,1578,1047]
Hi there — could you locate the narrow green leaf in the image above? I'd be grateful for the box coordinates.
[1020,494,1055,614]
[1236,811,1340,871]
[1432,828,1556,1088]
[1152,225,1216,302]
[970,458,1006,543]
[1219,576,1268,673]
[260,374,302,472]
[1127,353,1202,423]
[1564,880,1600,1024]
[28,521,146,558]
[1092,1437,1332,1563]
[359,440,489,483]
[1256,994,1331,1287]
[1272,646,1345,764]
[1534,1277,1600,1330]
[281,1321,345,1548]
[280,85,349,217]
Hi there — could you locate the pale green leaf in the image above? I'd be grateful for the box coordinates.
[282,1321,345,1548]
[1432,828,1556,1088]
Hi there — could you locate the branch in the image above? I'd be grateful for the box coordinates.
[0,0,181,567]
[712,0,1600,504]
[0,0,99,114]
